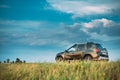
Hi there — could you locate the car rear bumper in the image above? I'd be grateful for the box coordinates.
[97,53,109,60]
[99,53,108,57]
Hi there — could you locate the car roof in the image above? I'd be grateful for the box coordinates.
[75,42,95,45]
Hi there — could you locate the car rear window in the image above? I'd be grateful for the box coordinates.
[96,44,103,50]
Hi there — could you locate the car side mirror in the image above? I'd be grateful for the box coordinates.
[65,50,68,53]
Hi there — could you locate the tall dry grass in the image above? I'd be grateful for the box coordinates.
[0,61,120,80]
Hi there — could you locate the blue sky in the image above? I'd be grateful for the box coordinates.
[0,0,120,62]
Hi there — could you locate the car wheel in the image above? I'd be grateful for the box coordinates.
[56,57,63,62]
[84,55,92,61]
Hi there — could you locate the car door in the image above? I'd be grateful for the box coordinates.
[64,46,77,60]
[69,51,82,60]
[76,44,85,59]
[65,45,83,60]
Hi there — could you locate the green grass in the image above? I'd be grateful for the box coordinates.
[0,61,120,80]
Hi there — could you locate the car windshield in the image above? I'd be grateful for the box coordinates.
[67,47,76,52]
[96,44,103,50]
[67,44,77,52]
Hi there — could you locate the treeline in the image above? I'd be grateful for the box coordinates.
[0,58,26,64]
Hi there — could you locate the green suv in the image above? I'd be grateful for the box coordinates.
[55,42,109,61]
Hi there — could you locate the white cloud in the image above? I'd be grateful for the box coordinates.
[46,19,120,43]
[0,19,89,47]
[83,18,114,28]
[1,19,120,49]
[81,18,120,40]
[47,0,111,17]
[61,18,120,41]
[89,32,120,41]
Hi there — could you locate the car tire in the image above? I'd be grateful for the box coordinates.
[84,55,92,61]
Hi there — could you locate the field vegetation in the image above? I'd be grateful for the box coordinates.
[0,61,120,80]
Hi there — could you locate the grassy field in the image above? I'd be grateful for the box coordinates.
[0,61,120,80]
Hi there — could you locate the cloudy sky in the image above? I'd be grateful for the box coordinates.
[0,0,120,62]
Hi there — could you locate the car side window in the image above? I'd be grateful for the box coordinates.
[87,44,92,49]
[87,44,95,49]
[77,44,85,51]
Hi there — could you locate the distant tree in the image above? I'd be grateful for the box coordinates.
[0,61,1,64]
[20,60,22,63]
[4,61,6,63]
[23,60,26,63]
[15,58,20,63]
[15,58,22,63]
[7,58,10,63]
[12,61,14,63]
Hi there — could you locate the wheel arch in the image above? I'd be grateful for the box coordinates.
[83,54,93,59]
[55,55,63,60]
[56,55,63,58]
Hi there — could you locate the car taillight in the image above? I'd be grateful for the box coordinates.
[96,48,99,53]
